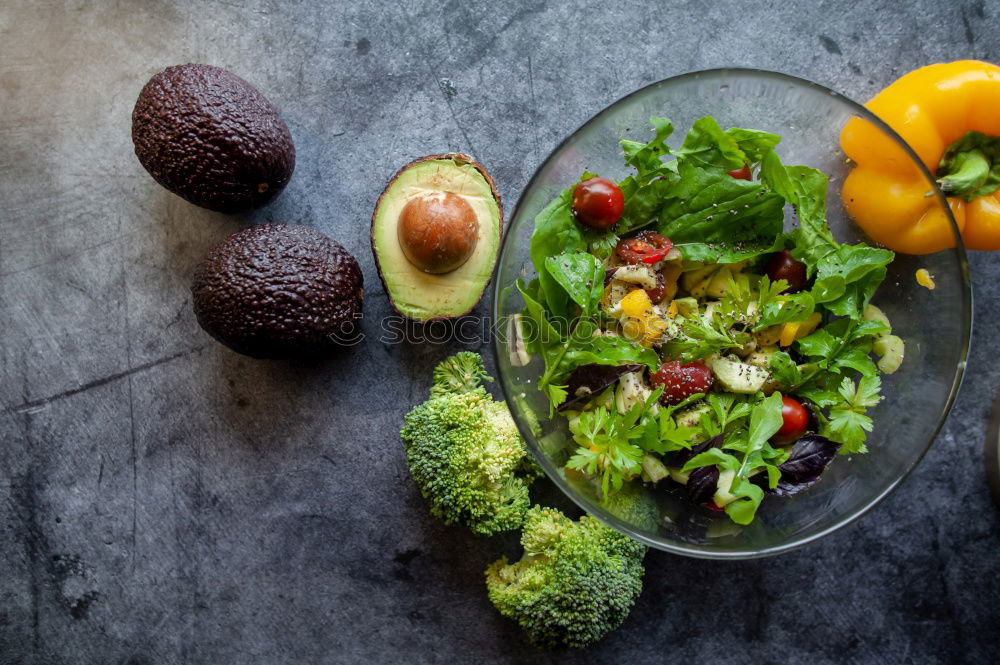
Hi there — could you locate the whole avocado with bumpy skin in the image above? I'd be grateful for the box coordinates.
[132,64,295,213]
[191,224,363,358]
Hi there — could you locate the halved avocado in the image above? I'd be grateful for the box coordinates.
[371,154,502,321]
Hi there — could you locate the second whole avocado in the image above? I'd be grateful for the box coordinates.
[192,223,363,358]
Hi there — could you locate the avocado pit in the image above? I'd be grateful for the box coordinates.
[398,191,479,274]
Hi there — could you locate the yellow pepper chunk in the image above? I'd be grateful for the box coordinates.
[619,289,668,346]
[778,313,822,347]
[915,268,936,290]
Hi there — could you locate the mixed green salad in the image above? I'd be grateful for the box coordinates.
[516,116,906,525]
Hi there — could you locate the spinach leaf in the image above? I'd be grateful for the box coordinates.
[529,190,583,317]
[621,116,674,175]
[658,161,786,263]
[673,116,747,170]
[759,150,835,257]
[725,127,781,163]
[516,279,562,359]
[544,251,605,315]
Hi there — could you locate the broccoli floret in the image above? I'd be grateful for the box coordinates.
[597,482,662,532]
[485,506,646,649]
[401,352,538,536]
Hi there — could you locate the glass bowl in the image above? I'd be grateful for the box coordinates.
[491,69,971,559]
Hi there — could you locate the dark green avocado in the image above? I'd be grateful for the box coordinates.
[191,224,363,358]
[132,64,295,213]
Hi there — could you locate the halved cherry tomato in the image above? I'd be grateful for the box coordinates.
[650,360,714,405]
[615,231,673,264]
[572,177,624,229]
[728,164,752,180]
[777,396,809,441]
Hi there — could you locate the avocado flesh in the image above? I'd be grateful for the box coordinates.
[711,356,770,394]
[372,155,501,321]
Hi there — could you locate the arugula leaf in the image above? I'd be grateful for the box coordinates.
[724,477,766,525]
[544,251,605,315]
[747,393,786,444]
[822,262,889,318]
[529,190,583,317]
[681,447,741,473]
[759,150,894,320]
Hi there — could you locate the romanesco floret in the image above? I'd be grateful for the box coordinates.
[400,352,538,536]
[484,506,647,649]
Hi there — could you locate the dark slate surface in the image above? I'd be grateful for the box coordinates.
[1,1,998,663]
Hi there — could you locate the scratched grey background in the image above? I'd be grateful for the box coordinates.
[2,1,999,663]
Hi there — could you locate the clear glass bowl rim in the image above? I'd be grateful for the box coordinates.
[490,67,972,559]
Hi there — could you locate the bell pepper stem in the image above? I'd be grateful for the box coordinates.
[937,148,990,198]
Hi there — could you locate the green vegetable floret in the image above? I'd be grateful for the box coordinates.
[485,506,646,649]
[401,352,539,536]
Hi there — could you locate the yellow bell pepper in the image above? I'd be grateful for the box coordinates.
[840,60,1000,253]
[619,289,668,346]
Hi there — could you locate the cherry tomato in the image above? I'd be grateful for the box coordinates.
[615,231,673,264]
[572,177,624,229]
[645,271,667,303]
[650,361,714,405]
[727,164,752,180]
[777,396,809,441]
[766,250,808,293]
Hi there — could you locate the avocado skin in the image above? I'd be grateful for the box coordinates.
[192,224,363,358]
[132,64,295,213]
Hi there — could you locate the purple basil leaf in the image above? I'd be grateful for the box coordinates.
[687,465,720,505]
[557,363,643,412]
[754,433,841,497]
